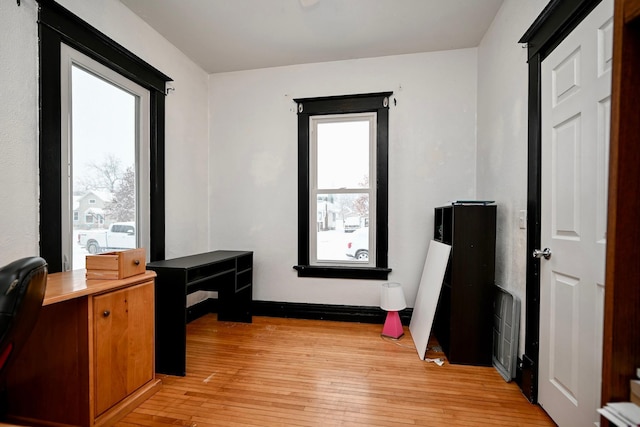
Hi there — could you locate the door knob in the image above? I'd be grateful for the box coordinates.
[533,248,552,260]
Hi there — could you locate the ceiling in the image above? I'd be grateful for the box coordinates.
[119,0,504,74]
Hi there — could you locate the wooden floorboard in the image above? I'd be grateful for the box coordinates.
[117,315,555,427]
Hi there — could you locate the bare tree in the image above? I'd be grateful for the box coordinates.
[353,175,369,217]
[76,154,123,192]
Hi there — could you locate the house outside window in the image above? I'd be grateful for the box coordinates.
[293,92,391,280]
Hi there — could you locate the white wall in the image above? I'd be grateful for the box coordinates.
[0,0,39,262]
[209,50,478,308]
[0,0,210,265]
[0,0,549,332]
[476,0,548,355]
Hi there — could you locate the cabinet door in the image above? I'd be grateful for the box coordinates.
[94,281,154,416]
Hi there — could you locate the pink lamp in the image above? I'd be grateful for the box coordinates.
[380,282,407,339]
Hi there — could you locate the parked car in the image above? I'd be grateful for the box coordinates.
[346,227,369,261]
[77,222,136,254]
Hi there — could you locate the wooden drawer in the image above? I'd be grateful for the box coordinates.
[86,248,146,280]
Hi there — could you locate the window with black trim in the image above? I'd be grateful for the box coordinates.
[293,93,392,280]
[38,1,171,272]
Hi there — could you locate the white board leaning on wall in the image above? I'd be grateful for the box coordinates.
[409,240,451,360]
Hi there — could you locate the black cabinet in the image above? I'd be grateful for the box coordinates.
[433,204,496,366]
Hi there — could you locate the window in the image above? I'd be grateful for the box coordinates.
[311,114,376,265]
[294,93,392,280]
[38,1,171,272]
[60,45,149,270]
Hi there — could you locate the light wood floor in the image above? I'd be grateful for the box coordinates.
[117,315,555,427]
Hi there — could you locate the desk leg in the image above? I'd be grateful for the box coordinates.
[154,272,187,376]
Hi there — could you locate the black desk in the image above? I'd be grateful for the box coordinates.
[147,250,253,376]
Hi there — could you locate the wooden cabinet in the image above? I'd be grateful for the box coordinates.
[94,282,155,416]
[6,271,160,427]
[432,204,496,366]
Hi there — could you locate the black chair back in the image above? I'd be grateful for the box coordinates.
[0,257,47,384]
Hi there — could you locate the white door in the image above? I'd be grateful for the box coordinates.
[539,0,612,425]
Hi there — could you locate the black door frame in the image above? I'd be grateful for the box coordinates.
[518,0,602,403]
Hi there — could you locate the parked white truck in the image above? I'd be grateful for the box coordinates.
[77,222,136,254]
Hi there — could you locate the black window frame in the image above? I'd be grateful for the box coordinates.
[293,92,392,280]
[38,0,171,272]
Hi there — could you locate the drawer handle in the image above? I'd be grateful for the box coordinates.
[103,310,110,317]
[134,259,140,266]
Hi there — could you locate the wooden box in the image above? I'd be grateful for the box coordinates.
[86,248,146,280]
[631,380,640,406]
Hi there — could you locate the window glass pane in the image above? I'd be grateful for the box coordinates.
[316,193,370,262]
[71,65,137,269]
[317,120,369,189]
